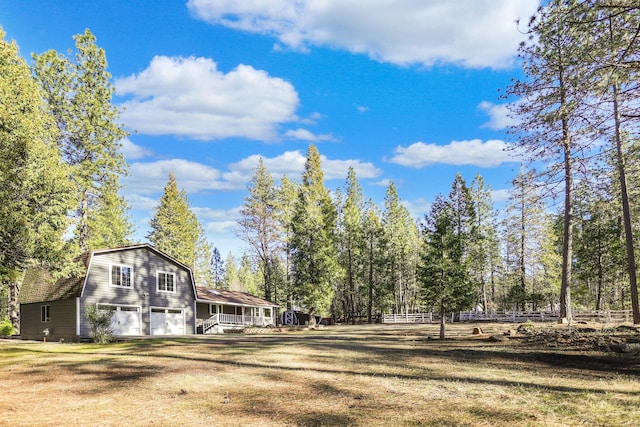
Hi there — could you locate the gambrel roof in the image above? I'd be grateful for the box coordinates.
[19,244,195,304]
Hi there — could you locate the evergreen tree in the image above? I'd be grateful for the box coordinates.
[194,227,214,286]
[502,169,548,310]
[291,145,340,321]
[337,167,366,324]
[468,174,500,311]
[573,182,625,310]
[362,199,385,323]
[419,191,475,340]
[238,253,259,295]
[507,0,594,321]
[381,182,420,314]
[33,29,131,252]
[147,172,200,267]
[275,175,299,309]
[222,252,238,291]
[211,247,225,288]
[237,158,280,301]
[0,29,74,328]
[585,3,640,323]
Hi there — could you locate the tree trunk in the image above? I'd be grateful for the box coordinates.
[520,193,526,311]
[559,118,573,322]
[79,191,90,253]
[596,252,604,311]
[612,83,640,324]
[367,247,374,324]
[9,280,19,332]
[439,300,446,340]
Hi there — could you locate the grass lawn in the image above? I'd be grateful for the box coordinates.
[0,322,638,426]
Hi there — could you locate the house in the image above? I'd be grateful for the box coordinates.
[19,244,197,341]
[195,287,279,334]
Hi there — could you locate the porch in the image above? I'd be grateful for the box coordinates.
[195,287,279,334]
[200,313,275,334]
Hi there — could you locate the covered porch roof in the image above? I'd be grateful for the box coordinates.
[196,287,278,309]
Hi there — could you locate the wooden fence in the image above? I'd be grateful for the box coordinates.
[383,309,633,324]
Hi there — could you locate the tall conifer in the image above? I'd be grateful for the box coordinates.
[291,145,340,321]
[147,172,200,267]
[33,29,132,252]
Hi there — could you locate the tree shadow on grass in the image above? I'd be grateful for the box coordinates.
[5,333,639,399]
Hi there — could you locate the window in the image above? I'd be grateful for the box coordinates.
[157,271,175,293]
[111,265,132,288]
[41,305,50,322]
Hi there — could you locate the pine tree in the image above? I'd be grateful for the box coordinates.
[210,247,225,288]
[337,167,366,324]
[502,169,548,310]
[237,158,280,301]
[194,227,214,287]
[507,0,594,322]
[0,29,74,328]
[222,252,238,291]
[275,175,299,309]
[238,253,259,295]
[147,172,200,267]
[33,29,131,252]
[419,188,475,340]
[291,145,340,321]
[585,3,640,323]
[468,174,500,311]
[362,199,385,323]
[381,182,420,314]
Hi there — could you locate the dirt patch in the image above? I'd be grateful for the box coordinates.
[512,323,640,353]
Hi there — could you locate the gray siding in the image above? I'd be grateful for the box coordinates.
[20,299,77,341]
[196,302,211,320]
[79,247,195,337]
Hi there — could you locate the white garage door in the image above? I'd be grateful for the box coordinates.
[105,306,141,336]
[151,308,185,335]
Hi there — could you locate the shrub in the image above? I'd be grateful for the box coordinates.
[0,318,15,336]
[85,305,114,343]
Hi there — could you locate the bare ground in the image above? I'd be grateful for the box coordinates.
[1,322,639,426]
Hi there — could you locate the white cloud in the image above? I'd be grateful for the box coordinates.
[115,55,299,140]
[402,197,432,221]
[284,128,336,142]
[187,0,539,69]
[123,159,239,196]
[372,178,393,187]
[478,101,517,130]
[389,139,517,168]
[229,150,382,181]
[120,138,152,160]
[491,188,511,203]
[298,112,325,125]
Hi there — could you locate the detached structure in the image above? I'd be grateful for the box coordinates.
[19,244,277,341]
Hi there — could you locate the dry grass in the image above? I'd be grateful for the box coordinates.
[1,322,639,426]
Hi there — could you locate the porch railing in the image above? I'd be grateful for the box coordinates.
[202,313,274,334]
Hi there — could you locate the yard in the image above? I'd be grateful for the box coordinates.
[1,322,638,426]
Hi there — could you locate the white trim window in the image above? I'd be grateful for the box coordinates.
[157,271,175,293]
[41,305,51,322]
[110,264,133,288]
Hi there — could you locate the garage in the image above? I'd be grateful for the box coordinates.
[151,308,185,335]
[99,305,141,336]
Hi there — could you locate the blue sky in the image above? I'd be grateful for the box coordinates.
[2,1,540,257]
